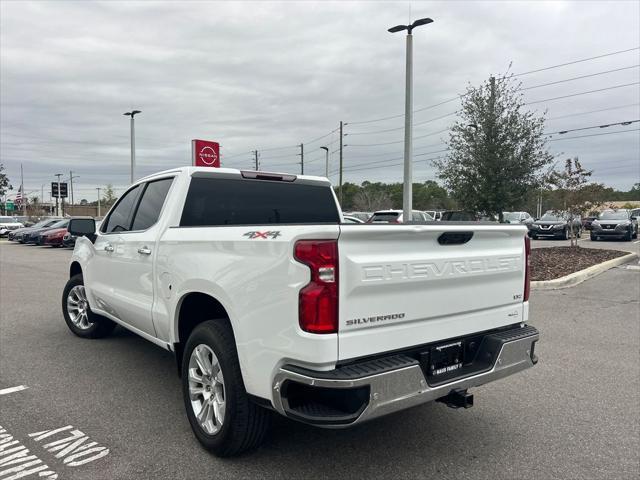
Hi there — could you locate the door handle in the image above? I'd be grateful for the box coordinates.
[104,243,114,252]
[138,246,152,255]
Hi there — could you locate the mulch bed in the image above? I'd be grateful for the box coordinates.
[530,247,629,281]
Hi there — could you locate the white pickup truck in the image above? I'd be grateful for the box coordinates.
[63,167,539,456]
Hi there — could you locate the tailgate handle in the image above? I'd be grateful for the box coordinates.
[438,231,474,245]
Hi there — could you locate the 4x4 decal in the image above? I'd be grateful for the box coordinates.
[243,231,282,239]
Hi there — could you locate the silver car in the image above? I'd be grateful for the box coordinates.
[591,209,638,241]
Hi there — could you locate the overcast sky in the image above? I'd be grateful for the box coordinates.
[1,0,639,202]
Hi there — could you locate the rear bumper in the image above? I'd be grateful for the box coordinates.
[272,324,539,427]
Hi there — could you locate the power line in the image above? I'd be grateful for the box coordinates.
[346,47,640,126]
[347,128,449,147]
[546,119,639,136]
[257,144,299,153]
[510,47,640,78]
[547,103,640,121]
[521,65,639,91]
[304,127,339,144]
[548,128,639,141]
[525,82,640,105]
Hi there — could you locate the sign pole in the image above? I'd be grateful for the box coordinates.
[20,164,25,216]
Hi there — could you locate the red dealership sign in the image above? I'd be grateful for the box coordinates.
[191,139,220,167]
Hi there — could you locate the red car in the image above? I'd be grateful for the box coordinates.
[42,227,68,247]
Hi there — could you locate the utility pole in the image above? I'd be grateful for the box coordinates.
[69,170,75,206]
[96,187,101,217]
[339,121,343,205]
[20,164,26,216]
[123,110,141,183]
[252,150,259,170]
[54,173,63,216]
[388,17,433,222]
[299,144,304,174]
[320,146,329,178]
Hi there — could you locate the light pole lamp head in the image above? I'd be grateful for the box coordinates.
[123,110,142,117]
[320,146,329,152]
[388,17,433,34]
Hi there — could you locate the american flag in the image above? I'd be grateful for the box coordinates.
[15,186,23,205]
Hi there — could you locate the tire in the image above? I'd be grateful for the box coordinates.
[182,320,271,457]
[61,274,116,338]
[634,227,638,239]
[590,233,597,241]
[625,228,633,241]
[563,228,569,240]
[530,234,537,240]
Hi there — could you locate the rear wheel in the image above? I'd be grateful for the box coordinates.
[182,320,271,457]
[62,274,116,338]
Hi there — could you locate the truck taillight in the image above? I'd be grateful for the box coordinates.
[524,235,531,302]
[294,240,338,334]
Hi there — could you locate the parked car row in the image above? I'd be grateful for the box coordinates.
[518,208,638,242]
[6,217,102,248]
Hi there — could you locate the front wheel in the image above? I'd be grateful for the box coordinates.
[62,274,116,338]
[625,228,633,241]
[182,320,271,457]
[590,233,598,241]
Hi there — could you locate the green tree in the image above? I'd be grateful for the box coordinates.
[547,157,607,246]
[334,182,360,210]
[353,184,391,211]
[103,184,117,206]
[0,163,12,198]
[435,75,553,220]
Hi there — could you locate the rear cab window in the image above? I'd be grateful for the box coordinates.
[180,177,340,226]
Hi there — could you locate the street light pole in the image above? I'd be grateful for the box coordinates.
[388,17,433,222]
[320,147,329,178]
[54,173,63,216]
[96,187,101,217]
[123,110,141,184]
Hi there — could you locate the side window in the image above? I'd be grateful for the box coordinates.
[131,178,174,231]
[101,185,142,233]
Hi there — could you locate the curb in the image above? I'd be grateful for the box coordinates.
[531,252,638,290]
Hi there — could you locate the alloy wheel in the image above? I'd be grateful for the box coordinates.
[66,285,93,330]
[188,344,226,435]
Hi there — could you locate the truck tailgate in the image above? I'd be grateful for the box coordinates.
[337,224,528,361]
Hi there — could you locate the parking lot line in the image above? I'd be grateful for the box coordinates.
[0,385,28,396]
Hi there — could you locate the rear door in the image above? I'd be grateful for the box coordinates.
[337,224,528,360]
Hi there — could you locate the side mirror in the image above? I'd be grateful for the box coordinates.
[632,216,637,220]
[68,217,96,240]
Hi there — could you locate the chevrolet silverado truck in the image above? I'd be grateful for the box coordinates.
[63,167,539,457]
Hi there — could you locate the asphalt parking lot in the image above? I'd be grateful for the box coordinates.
[1,241,638,479]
